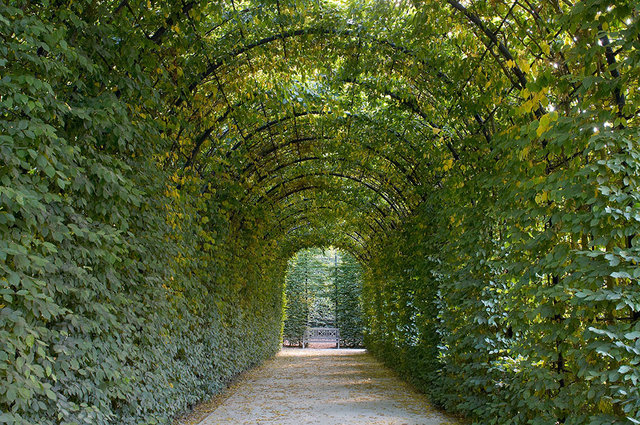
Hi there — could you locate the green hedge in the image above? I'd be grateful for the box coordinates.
[334,252,364,348]
[0,3,285,424]
[361,4,640,424]
[364,142,640,423]
[363,74,640,425]
[282,250,318,346]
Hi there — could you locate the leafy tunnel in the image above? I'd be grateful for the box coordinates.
[1,0,639,424]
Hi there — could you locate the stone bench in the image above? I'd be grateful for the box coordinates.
[302,327,340,348]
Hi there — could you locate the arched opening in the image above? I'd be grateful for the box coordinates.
[282,247,365,348]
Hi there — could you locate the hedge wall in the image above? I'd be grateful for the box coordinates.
[0,4,285,424]
[361,4,640,424]
[364,132,640,423]
[282,249,320,347]
[363,62,640,425]
[334,251,364,348]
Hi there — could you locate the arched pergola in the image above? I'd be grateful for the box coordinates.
[2,1,638,424]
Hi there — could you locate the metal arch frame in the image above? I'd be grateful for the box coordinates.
[279,191,393,230]
[193,76,458,163]
[240,131,424,188]
[168,0,536,103]
[245,156,415,212]
[275,210,380,251]
[221,107,426,192]
[166,0,545,135]
[185,80,452,205]
[174,19,460,181]
[273,195,392,235]
[192,110,433,214]
[258,172,407,218]
[187,89,432,177]
[280,230,372,266]
[178,31,515,196]
[260,183,397,236]
[282,222,373,263]
[186,88,455,243]
[262,183,396,228]
[179,24,452,102]
[172,9,535,144]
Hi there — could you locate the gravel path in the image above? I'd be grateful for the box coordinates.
[196,348,459,425]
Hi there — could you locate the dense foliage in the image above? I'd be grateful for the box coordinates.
[334,251,365,347]
[361,3,640,424]
[282,249,321,346]
[283,248,364,347]
[0,3,285,424]
[2,0,639,424]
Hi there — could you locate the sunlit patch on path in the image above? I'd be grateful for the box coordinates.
[196,348,459,425]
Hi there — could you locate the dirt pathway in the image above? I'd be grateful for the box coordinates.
[195,348,459,425]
